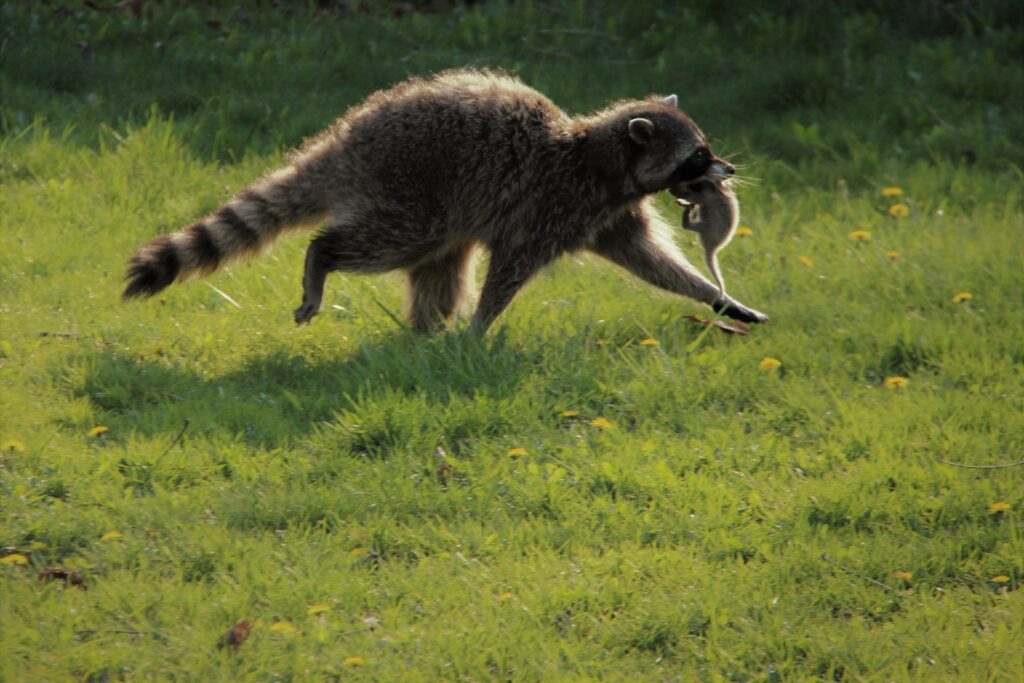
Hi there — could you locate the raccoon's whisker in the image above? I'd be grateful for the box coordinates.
[727,173,761,187]
[723,158,754,172]
[721,152,755,173]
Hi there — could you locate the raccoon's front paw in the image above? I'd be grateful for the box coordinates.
[714,299,769,324]
[294,302,320,325]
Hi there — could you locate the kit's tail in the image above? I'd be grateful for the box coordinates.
[123,168,328,299]
[705,250,726,302]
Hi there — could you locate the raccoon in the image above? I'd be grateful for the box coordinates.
[123,69,767,333]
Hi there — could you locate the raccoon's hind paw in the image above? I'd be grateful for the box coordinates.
[293,302,320,325]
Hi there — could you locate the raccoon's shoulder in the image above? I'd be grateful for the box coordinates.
[419,69,563,119]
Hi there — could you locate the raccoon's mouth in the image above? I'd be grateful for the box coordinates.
[668,158,734,196]
[669,173,733,200]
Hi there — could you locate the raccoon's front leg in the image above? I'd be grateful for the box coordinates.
[591,203,768,324]
[470,243,559,333]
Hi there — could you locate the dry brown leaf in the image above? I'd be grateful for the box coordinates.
[436,461,453,485]
[217,620,252,653]
[683,315,750,336]
[37,566,88,590]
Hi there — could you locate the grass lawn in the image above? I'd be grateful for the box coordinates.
[2,2,1022,680]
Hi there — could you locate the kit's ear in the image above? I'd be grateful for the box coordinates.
[628,117,655,145]
[663,94,678,108]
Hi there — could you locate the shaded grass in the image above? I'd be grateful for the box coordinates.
[2,2,1024,681]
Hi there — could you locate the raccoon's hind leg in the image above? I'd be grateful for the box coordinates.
[294,218,461,327]
[295,226,372,325]
[407,242,476,334]
[294,238,332,325]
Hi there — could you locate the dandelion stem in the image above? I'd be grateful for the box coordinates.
[156,419,190,462]
[371,296,411,332]
[821,554,894,592]
[204,282,241,308]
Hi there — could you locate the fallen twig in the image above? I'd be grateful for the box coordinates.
[140,383,185,401]
[536,28,622,41]
[822,554,893,592]
[939,458,1024,470]
[75,629,165,639]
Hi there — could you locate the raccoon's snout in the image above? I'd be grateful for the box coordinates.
[711,160,734,178]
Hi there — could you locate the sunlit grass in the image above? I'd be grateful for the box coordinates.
[2,2,1023,681]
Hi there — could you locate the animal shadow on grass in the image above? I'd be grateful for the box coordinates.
[69,329,533,450]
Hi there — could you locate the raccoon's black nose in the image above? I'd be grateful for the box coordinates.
[722,163,735,176]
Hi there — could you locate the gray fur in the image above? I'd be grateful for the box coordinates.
[124,69,767,332]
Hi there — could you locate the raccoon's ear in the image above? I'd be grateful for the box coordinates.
[628,118,656,145]
[663,94,678,108]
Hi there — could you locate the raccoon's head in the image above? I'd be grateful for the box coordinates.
[623,95,734,196]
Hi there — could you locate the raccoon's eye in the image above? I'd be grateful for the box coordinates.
[669,147,711,184]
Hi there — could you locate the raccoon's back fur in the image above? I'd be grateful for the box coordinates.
[124,69,767,330]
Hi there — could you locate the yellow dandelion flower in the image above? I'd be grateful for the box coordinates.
[798,256,814,268]
[881,187,904,198]
[883,376,909,390]
[560,409,579,418]
[88,426,109,438]
[888,204,910,218]
[736,226,754,237]
[1,553,28,566]
[589,417,614,430]
[29,541,48,551]
[269,621,296,634]
[100,531,123,542]
[507,448,527,457]
[988,502,1011,514]
[759,357,782,372]
[639,338,659,347]
[991,575,1010,584]
[1,439,26,453]
[885,250,900,259]
[498,592,514,603]
[849,230,871,242]
[307,604,330,616]
[343,656,366,667]
[951,292,973,304]
[892,571,913,585]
